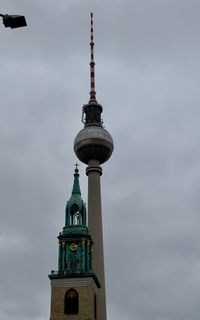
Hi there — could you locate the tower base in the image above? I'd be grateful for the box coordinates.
[50,277,98,320]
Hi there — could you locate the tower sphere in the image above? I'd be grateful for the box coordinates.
[73,12,114,166]
[74,125,114,165]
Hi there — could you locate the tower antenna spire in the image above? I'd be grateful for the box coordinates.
[90,12,96,101]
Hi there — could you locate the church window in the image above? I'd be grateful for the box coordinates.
[64,289,79,314]
[70,205,82,225]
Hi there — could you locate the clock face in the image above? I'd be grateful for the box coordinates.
[70,243,78,251]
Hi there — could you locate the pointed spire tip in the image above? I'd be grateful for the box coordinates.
[74,162,79,174]
[72,165,81,195]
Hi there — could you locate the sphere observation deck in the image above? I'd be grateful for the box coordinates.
[74,125,113,165]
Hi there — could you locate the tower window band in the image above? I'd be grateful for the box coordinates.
[64,289,79,314]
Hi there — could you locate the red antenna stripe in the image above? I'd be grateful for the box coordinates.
[90,12,96,101]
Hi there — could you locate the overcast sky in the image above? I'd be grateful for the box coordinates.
[0,0,200,319]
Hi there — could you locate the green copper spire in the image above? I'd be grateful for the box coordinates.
[72,164,81,195]
[48,165,100,287]
[64,165,86,227]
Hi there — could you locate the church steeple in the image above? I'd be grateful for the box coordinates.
[49,167,100,320]
[49,167,99,283]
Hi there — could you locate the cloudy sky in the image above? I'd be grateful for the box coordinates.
[0,0,200,319]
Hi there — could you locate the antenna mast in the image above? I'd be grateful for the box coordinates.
[90,12,96,101]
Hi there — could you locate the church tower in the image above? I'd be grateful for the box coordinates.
[49,166,100,319]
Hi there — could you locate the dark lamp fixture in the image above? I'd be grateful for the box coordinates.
[0,14,27,29]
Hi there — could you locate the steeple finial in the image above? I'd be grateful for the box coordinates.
[74,162,79,173]
[90,12,96,101]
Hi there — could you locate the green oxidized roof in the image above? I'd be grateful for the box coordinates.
[66,167,84,211]
[48,166,99,284]
[63,166,87,233]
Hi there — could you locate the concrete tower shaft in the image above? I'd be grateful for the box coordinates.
[86,160,106,320]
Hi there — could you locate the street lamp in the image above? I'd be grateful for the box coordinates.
[0,13,27,29]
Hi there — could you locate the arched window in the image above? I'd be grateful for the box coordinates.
[64,289,79,314]
[70,205,82,225]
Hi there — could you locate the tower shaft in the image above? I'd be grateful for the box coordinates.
[86,160,107,320]
[74,13,114,320]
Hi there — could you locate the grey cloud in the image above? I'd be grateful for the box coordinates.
[1,0,200,320]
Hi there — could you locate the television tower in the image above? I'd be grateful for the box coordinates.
[74,12,114,320]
